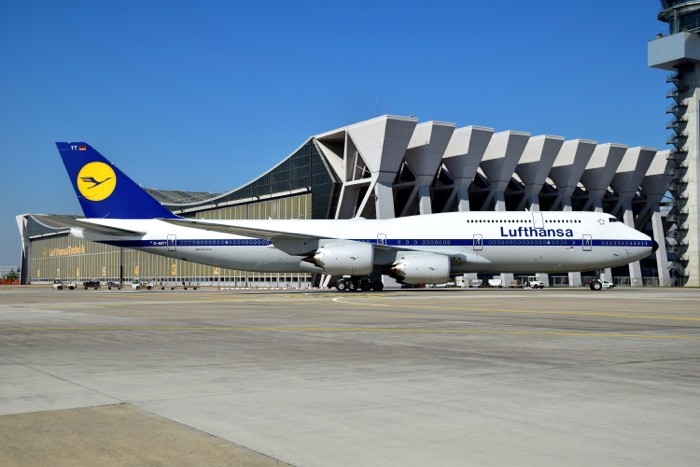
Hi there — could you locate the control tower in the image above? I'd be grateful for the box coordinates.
[649,0,700,286]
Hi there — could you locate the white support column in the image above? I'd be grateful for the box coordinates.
[623,204,644,287]
[580,143,627,212]
[442,126,494,213]
[515,135,564,211]
[652,210,672,286]
[549,139,596,211]
[568,272,582,287]
[323,115,417,220]
[480,130,530,211]
[402,121,455,216]
[639,150,673,287]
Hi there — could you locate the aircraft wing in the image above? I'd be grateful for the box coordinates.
[31,214,146,236]
[160,218,474,258]
[161,217,314,242]
[162,218,490,268]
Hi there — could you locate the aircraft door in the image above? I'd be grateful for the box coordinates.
[532,212,544,229]
[167,234,177,251]
[377,233,387,246]
[582,234,592,251]
[473,234,483,251]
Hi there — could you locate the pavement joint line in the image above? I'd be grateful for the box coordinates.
[0,325,698,340]
[330,296,700,321]
[14,361,123,404]
[11,293,700,321]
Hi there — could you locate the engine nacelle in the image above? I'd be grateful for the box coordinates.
[388,253,450,285]
[312,241,374,276]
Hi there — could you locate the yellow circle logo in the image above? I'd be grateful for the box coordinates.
[76,162,117,201]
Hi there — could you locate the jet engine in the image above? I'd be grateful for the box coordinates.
[388,253,450,284]
[311,241,374,276]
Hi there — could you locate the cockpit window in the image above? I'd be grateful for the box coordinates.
[608,217,617,223]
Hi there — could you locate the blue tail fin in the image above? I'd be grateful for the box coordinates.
[57,142,178,219]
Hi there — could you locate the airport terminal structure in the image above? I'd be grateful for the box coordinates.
[648,0,700,287]
[17,114,674,288]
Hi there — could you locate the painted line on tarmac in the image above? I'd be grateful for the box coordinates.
[330,297,700,322]
[0,325,698,341]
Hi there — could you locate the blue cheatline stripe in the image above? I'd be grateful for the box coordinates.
[104,238,654,249]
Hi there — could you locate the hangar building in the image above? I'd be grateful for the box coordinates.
[17,115,671,288]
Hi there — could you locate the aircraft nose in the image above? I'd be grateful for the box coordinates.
[652,240,659,253]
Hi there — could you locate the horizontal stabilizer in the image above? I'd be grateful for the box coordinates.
[32,214,145,236]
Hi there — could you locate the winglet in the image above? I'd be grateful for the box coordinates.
[57,142,178,219]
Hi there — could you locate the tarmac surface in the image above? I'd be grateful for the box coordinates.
[1,285,699,466]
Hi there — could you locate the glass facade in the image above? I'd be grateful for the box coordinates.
[659,1,700,34]
[168,139,341,221]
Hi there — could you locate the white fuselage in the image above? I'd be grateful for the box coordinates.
[73,211,654,276]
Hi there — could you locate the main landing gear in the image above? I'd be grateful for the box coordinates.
[335,276,384,292]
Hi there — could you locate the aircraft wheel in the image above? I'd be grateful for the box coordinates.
[347,280,357,292]
[336,280,346,291]
[371,281,384,291]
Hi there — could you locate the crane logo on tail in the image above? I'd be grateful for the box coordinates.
[76,162,117,201]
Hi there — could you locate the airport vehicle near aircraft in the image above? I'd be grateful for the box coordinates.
[34,143,658,291]
[589,278,615,290]
[82,279,101,290]
[524,276,546,289]
[52,279,77,290]
[131,279,155,290]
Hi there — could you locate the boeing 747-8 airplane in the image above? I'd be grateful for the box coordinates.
[34,142,657,291]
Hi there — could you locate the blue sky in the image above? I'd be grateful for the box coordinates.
[0,1,669,267]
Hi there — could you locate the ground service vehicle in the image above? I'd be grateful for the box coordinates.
[131,279,155,290]
[487,278,503,287]
[52,279,77,290]
[525,276,545,289]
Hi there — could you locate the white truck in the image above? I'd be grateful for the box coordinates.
[52,279,77,290]
[524,276,545,289]
[131,279,155,290]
